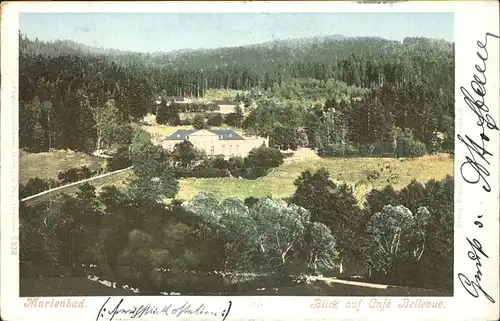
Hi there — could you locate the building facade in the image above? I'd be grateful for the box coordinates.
[161,128,269,158]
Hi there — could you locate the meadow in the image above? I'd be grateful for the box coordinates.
[175,153,453,205]
[20,144,453,206]
[19,149,107,185]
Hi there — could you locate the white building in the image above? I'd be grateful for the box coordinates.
[161,128,268,158]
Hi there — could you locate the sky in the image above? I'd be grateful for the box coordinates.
[20,12,454,53]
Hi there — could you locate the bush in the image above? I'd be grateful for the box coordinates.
[192,114,208,130]
[58,168,79,184]
[372,141,396,157]
[207,113,224,127]
[395,129,427,157]
[320,143,358,157]
[244,197,260,208]
[245,146,284,169]
[107,147,132,171]
[57,165,102,184]
[78,166,93,180]
[241,166,269,179]
[156,103,181,125]
[20,178,52,198]
[209,155,230,170]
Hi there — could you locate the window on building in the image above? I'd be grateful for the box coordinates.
[210,145,215,154]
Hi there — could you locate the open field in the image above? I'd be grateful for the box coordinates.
[175,153,454,204]
[20,150,107,185]
[24,153,453,206]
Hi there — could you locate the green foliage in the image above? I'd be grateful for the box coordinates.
[206,113,224,127]
[156,101,181,125]
[129,127,152,157]
[182,193,338,273]
[20,177,60,198]
[224,106,244,128]
[192,114,208,130]
[394,128,428,157]
[129,143,179,201]
[107,146,132,171]
[172,140,200,167]
[245,145,284,169]
[362,176,453,291]
[291,168,363,272]
[364,185,399,215]
[365,205,430,278]
[92,100,120,151]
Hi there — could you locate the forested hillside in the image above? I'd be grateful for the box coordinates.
[19,33,454,154]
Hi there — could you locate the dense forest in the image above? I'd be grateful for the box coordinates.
[19,33,454,155]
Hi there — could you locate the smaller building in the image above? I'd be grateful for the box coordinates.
[161,128,268,158]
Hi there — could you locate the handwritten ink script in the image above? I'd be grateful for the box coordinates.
[458,238,495,303]
[458,32,499,192]
[457,31,499,304]
[96,297,232,321]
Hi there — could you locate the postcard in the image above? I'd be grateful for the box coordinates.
[1,1,499,320]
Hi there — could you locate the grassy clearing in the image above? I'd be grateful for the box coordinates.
[24,153,453,207]
[175,154,454,205]
[19,149,107,185]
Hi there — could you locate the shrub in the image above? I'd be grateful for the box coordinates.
[58,168,79,184]
[20,178,51,198]
[207,113,224,127]
[128,229,155,249]
[192,114,208,130]
[245,146,284,169]
[395,129,427,157]
[241,166,269,179]
[244,197,260,208]
[364,185,399,215]
[78,166,93,180]
[209,155,230,170]
[321,142,358,157]
[107,147,132,171]
[156,103,181,125]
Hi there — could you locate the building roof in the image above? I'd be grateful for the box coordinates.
[165,129,197,140]
[165,129,244,141]
[210,129,244,140]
